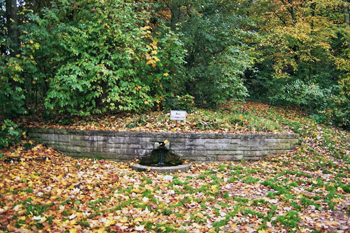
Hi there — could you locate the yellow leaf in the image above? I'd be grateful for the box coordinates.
[146,59,156,65]
[134,217,143,223]
[106,220,116,226]
[70,229,78,233]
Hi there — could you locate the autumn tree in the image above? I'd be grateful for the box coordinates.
[243,0,350,127]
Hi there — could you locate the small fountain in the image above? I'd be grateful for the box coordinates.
[131,140,191,173]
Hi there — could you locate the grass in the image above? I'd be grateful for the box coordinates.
[0,101,349,232]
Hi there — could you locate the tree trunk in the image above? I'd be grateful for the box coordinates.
[343,1,350,48]
[169,0,181,31]
[6,0,19,56]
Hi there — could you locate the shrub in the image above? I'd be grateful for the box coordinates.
[2,0,186,117]
[268,79,328,110]
[0,119,22,149]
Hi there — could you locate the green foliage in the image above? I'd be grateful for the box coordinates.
[165,94,195,111]
[267,79,350,128]
[40,0,185,115]
[1,0,186,117]
[243,0,350,129]
[0,57,27,118]
[177,94,195,111]
[0,119,22,149]
[268,79,332,109]
[168,0,256,107]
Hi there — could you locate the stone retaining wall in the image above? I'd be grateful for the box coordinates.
[27,128,300,162]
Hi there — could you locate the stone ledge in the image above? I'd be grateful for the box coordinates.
[27,128,300,162]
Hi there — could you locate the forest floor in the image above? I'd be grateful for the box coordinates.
[1,102,350,232]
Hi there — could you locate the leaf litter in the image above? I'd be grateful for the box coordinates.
[0,102,349,232]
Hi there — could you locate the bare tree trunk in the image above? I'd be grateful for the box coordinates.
[6,0,19,56]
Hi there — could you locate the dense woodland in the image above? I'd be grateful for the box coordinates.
[1,0,350,131]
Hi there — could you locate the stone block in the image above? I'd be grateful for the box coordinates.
[245,156,261,161]
[102,153,134,160]
[71,140,95,147]
[82,135,96,141]
[204,155,218,161]
[185,139,206,146]
[121,144,142,149]
[184,145,205,150]
[113,148,138,156]
[140,143,153,150]
[43,134,58,141]
[234,146,249,151]
[230,139,242,144]
[71,135,85,141]
[204,144,222,150]
[108,137,140,144]
[221,144,239,150]
[235,154,244,160]
[243,150,267,157]
[217,155,237,161]
[170,143,185,150]
[186,156,208,162]
[247,139,267,147]
[177,149,206,157]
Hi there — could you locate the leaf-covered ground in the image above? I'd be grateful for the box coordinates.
[17,103,291,134]
[1,102,350,232]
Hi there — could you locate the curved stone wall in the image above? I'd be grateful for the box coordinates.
[27,128,300,162]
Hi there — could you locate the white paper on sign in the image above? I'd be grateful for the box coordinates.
[170,110,187,121]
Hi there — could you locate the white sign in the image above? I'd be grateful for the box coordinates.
[170,110,187,121]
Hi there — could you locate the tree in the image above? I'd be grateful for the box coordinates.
[243,0,350,127]
[158,0,256,106]
[5,0,19,56]
[1,0,186,117]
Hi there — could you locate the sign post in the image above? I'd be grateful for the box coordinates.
[170,110,187,122]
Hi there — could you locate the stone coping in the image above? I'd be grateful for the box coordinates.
[131,162,192,173]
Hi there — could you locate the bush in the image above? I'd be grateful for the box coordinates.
[0,119,22,149]
[2,0,186,117]
[165,94,195,111]
[0,57,27,118]
[268,79,350,129]
[268,79,329,110]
